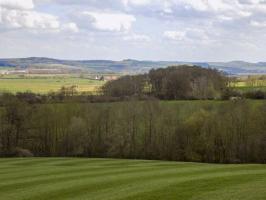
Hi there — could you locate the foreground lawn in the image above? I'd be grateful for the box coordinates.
[0,158,265,200]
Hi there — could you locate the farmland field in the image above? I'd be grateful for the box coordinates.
[231,81,266,92]
[0,158,266,200]
[0,75,104,93]
[230,75,266,92]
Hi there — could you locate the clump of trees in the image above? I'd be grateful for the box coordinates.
[0,94,266,163]
[102,75,147,98]
[101,65,227,100]
[149,66,226,99]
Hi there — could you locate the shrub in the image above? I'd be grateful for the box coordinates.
[244,90,266,99]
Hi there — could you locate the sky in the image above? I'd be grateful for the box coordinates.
[1,0,266,62]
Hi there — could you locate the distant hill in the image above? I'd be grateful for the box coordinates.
[1,57,266,75]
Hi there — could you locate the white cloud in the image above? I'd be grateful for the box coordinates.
[164,31,186,41]
[164,28,211,45]
[2,0,266,61]
[0,0,34,10]
[178,0,209,11]
[0,0,78,33]
[62,22,79,33]
[123,33,151,42]
[238,0,265,4]
[123,0,152,7]
[82,11,136,32]
[217,15,234,21]
[250,20,266,27]
[0,8,60,29]
[120,0,254,21]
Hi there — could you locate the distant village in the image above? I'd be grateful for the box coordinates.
[0,67,119,81]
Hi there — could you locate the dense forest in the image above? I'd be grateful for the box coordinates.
[0,96,266,163]
[1,65,266,163]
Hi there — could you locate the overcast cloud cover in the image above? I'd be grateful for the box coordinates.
[1,0,266,61]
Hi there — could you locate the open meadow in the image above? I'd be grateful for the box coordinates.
[230,75,266,92]
[0,75,104,94]
[0,158,266,200]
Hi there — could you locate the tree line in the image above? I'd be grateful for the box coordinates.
[0,94,266,163]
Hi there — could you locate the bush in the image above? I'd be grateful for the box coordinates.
[221,88,242,100]
[244,90,266,99]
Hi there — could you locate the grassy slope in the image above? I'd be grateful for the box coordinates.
[0,76,104,93]
[0,158,265,200]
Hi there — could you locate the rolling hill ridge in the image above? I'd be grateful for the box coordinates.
[1,57,266,75]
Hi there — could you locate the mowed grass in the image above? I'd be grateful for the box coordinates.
[0,76,104,93]
[0,158,266,200]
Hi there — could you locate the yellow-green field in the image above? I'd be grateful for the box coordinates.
[1,73,266,94]
[0,75,104,94]
[231,82,266,91]
[229,75,266,91]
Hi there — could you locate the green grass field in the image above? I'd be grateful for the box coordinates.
[0,158,265,200]
[230,78,266,92]
[231,81,266,91]
[234,86,266,92]
[0,76,104,93]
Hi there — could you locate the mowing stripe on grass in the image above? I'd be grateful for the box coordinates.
[0,158,265,200]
